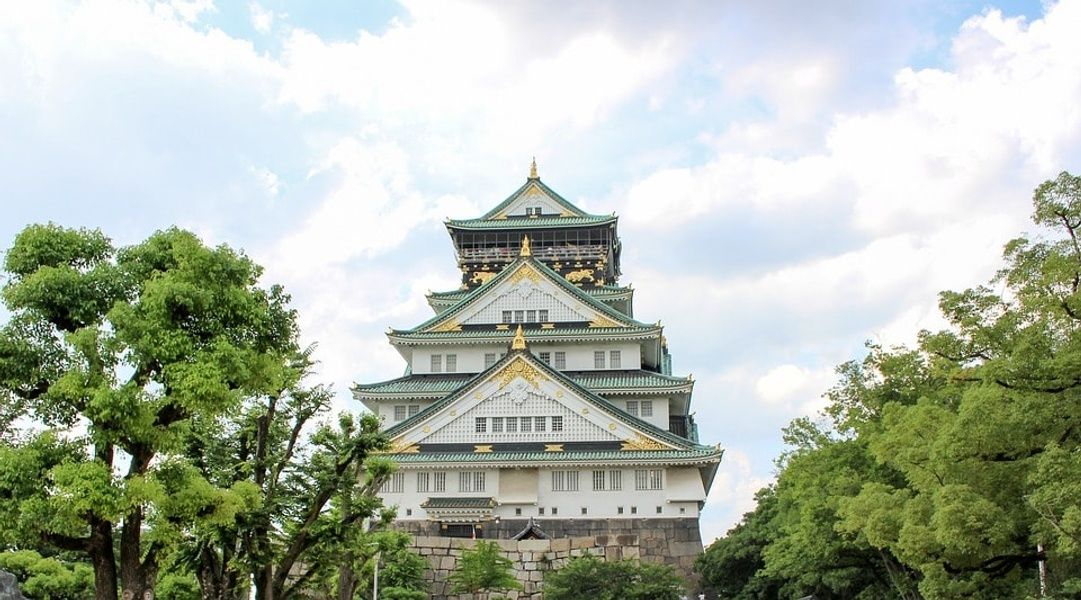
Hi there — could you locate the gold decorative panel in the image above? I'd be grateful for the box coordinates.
[497,357,546,390]
[620,434,671,451]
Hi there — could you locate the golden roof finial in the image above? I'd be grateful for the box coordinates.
[520,235,532,257]
[511,324,527,350]
[529,156,538,179]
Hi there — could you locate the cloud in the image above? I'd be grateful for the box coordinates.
[700,449,772,543]
[249,1,276,34]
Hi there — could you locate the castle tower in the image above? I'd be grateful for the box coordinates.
[353,162,722,579]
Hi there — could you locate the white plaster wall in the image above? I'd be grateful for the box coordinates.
[620,396,670,430]
[383,467,703,521]
[410,343,642,375]
[377,400,435,426]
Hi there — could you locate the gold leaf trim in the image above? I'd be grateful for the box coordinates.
[589,314,621,328]
[620,434,671,451]
[544,444,564,453]
[497,356,545,390]
[474,445,493,453]
[508,263,542,285]
[427,318,462,333]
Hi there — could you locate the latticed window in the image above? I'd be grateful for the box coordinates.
[394,405,407,421]
[502,311,512,323]
[484,353,497,368]
[552,470,579,492]
[506,417,518,433]
[514,310,524,323]
[407,404,420,417]
[526,310,536,322]
[626,401,638,416]
[433,472,446,492]
[552,416,563,432]
[430,354,442,373]
[592,470,605,491]
[634,469,664,490]
[539,352,550,364]
[491,417,503,433]
[641,400,653,417]
[554,352,566,369]
[381,472,404,494]
[609,470,622,490]
[539,309,549,322]
[417,472,430,492]
[520,417,532,433]
[610,350,621,368]
[446,354,457,372]
[534,416,546,432]
[594,351,605,369]
[459,471,485,492]
[475,417,486,433]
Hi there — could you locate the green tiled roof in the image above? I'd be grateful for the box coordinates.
[478,178,595,220]
[427,284,632,301]
[383,350,703,453]
[388,449,721,464]
[421,496,495,509]
[397,255,651,335]
[446,215,616,230]
[388,325,660,342]
[354,370,690,396]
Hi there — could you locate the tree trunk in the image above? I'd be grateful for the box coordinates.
[88,517,118,600]
[120,507,157,600]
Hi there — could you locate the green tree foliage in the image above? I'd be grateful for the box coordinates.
[0,550,93,600]
[177,350,392,600]
[543,554,684,600]
[447,540,521,597]
[0,225,298,600]
[699,172,1081,600]
[359,531,428,600]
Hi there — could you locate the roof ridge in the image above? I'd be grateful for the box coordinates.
[473,178,597,220]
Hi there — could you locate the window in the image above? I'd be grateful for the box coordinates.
[592,469,621,491]
[594,351,605,369]
[635,469,664,490]
[520,417,532,433]
[534,416,546,432]
[538,507,544,515]
[552,416,563,432]
[446,354,457,372]
[506,417,517,433]
[501,310,512,323]
[406,508,412,516]
[417,472,430,492]
[610,350,621,369]
[539,309,549,322]
[552,507,558,515]
[656,506,663,514]
[408,404,420,417]
[609,470,622,491]
[381,472,404,494]
[485,353,497,368]
[631,506,638,515]
[515,508,522,516]
[554,352,566,369]
[581,507,588,515]
[394,405,407,421]
[460,471,485,492]
[626,401,639,416]
[641,400,653,417]
[539,351,551,364]
[552,470,579,491]
[680,507,686,515]
[475,417,486,433]
[430,354,442,373]
[514,310,524,323]
[433,472,446,492]
[491,417,503,433]
[617,506,624,515]
[526,206,542,216]
[526,310,536,322]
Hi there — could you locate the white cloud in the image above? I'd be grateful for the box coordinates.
[249,1,276,34]
[701,449,772,543]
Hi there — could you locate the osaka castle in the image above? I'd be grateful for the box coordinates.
[353,161,722,548]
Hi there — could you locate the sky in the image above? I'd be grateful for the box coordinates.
[2,0,1080,544]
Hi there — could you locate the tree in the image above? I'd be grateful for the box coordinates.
[0,550,93,600]
[695,488,784,600]
[447,541,521,598]
[0,225,298,600]
[178,349,392,600]
[543,555,684,600]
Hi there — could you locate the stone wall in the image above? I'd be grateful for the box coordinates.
[401,519,705,599]
[412,535,633,599]
[397,517,703,581]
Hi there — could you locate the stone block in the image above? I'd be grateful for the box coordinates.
[450,538,474,550]
[549,538,570,552]
[623,546,640,559]
[604,546,621,561]
[670,541,703,557]
[529,570,543,581]
[518,539,549,552]
[615,534,638,545]
[497,539,519,552]
[570,536,594,549]
[439,556,456,570]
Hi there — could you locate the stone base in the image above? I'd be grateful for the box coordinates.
[395,518,704,598]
